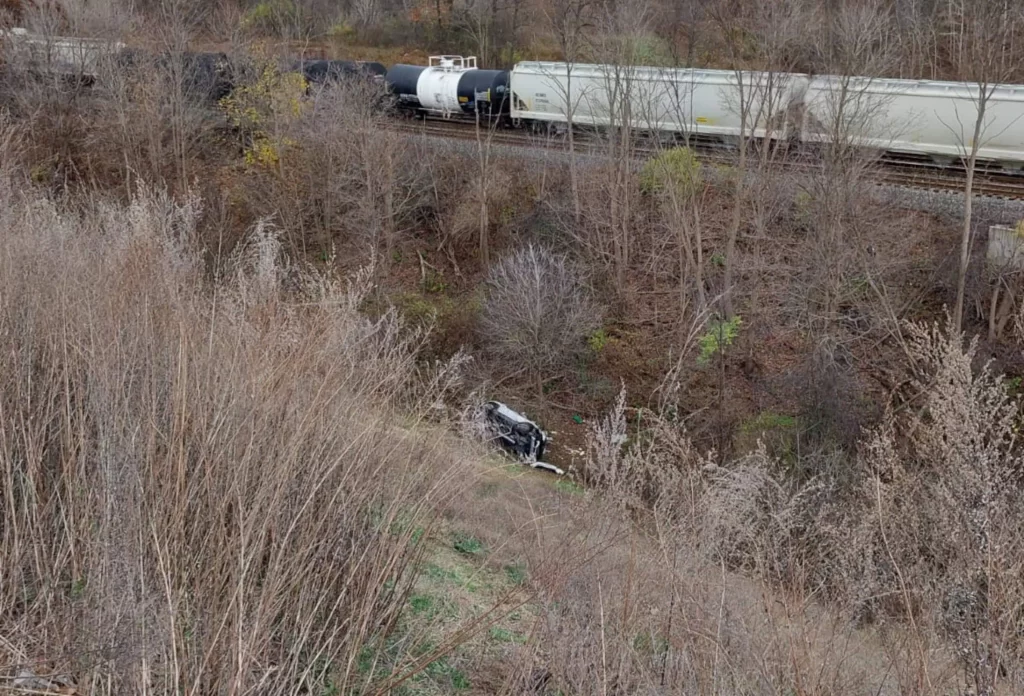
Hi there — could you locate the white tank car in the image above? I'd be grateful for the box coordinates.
[511,60,1024,168]
[416,55,475,116]
[510,61,809,142]
[387,56,511,120]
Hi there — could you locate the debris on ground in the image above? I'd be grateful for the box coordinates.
[11,669,77,694]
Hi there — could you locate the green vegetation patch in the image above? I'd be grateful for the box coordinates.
[697,315,742,366]
[408,592,458,621]
[241,0,298,32]
[640,147,702,198]
[488,626,526,644]
[327,20,357,41]
[409,593,434,615]
[475,481,500,498]
[630,34,675,67]
[633,631,670,656]
[555,479,585,495]
[735,410,802,463]
[588,327,610,354]
[1006,375,1023,397]
[421,655,470,690]
[740,411,798,433]
[451,531,484,556]
[389,292,454,325]
[421,268,448,294]
[220,58,307,169]
[504,562,527,587]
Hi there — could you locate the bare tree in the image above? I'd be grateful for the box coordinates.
[891,0,941,78]
[802,0,898,337]
[946,0,1022,334]
[706,0,802,318]
[641,143,709,337]
[297,77,424,267]
[151,0,211,187]
[49,0,128,36]
[447,0,526,67]
[480,244,602,395]
[789,0,901,441]
[543,0,596,224]
[661,0,704,69]
[590,0,655,296]
[350,0,383,28]
[474,103,497,267]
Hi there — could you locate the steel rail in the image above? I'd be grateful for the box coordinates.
[389,117,1024,200]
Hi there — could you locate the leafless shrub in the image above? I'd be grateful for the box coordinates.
[698,444,847,590]
[793,336,867,448]
[550,160,637,291]
[0,110,23,194]
[48,0,130,36]
[281,76,430,262]
[480,243,602,393]
[499,441,890,696]
[435,164,513,255]
[585,386,709,516]
[844,318,1024,690]
[586,386,630,486]
[567,312,1024,691]
[231,216,288,303]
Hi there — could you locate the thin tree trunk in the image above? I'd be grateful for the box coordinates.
[724,136,746,318]
[693,203,705,312]
[567,70,581,225]
[954,157,976,334]
[385,162,396,265]
[954,87,987,334]
[476,110,490,267]
[722,71,752,319]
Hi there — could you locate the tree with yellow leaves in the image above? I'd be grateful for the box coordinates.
[220,49,307,171]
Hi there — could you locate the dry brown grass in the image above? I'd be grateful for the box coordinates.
[0,174,478,693]
[514,317,1024,696]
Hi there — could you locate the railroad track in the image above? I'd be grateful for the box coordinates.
[391,117,1024,200]
[878,167,1024,198]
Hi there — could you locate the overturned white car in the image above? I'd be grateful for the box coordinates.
[483,401,564,476]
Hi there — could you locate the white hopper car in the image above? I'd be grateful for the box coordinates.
[510,62,808,141]
[0,27,125,78]
[800,75,1024,166]
[509,61,1024,169]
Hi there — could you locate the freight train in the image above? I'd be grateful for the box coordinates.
[5,25,1024,171]
[387,56,1024,171]
[1,27,387,100]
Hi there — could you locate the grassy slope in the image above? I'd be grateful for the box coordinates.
[386,447,959,696]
